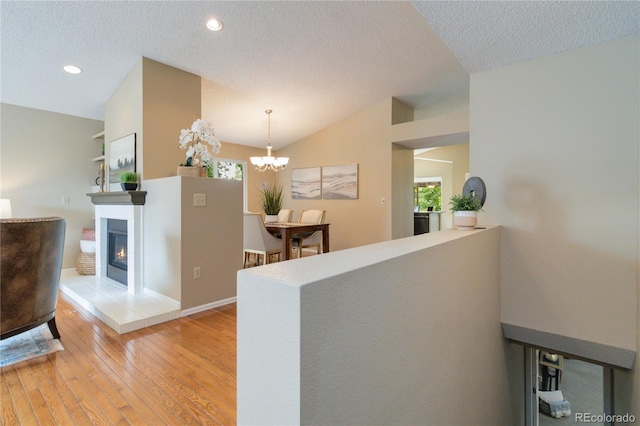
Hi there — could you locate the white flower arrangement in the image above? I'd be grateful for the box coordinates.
[178,118,221,166]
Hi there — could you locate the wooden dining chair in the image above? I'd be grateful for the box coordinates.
[292,210,326,258]
[243,213,283,267]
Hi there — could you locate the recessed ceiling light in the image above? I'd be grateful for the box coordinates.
[206,18,223,31]
[64,65,82,74]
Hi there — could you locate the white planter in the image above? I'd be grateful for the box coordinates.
[453,211,477,231]
[265,214,280,223]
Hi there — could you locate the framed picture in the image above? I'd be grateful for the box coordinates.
[108,133,136,187]
[322,164,358,199]
[291,167,321,199]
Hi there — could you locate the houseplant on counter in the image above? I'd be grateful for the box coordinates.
[259,183,283,223]
[177,118,221,177]
[120,172,139,191]
[449,193,483,230]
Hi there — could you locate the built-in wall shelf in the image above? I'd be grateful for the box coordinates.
[91,130,105,166]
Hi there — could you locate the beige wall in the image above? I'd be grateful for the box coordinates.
[142,58,201,180]
[104,59,143,189]
[105,57,202,184]
[277,99,393,251]
[0,104,104,268]
[179,177,242,309]
[107,58,251,311]
[634,31,640,417]
[143,176,242,309]
[471,35,638,414]
[217,142,278,214]
[391,144,414,238]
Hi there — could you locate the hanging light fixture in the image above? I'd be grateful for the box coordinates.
[250,109,289,172]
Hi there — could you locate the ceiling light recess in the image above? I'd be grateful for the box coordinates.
[250,109,289,173]
[63,65,82,74]
[206,18,223,31]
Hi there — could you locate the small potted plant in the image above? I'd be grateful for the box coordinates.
[449,193,483,230]
[120,172,139,191]
[259,183,283,223]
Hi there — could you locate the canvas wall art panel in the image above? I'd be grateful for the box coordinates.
[322,164,358,199]
[292,167,321,199]
[109,133,136,186]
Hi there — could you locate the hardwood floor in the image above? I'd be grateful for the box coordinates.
[1,297,237,425]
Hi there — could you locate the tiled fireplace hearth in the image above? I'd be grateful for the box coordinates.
[59,190,180,334]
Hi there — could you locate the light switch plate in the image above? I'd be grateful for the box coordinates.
[194,193,206,207]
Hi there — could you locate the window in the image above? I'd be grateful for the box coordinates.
[414,177,442,211]
[210,160,244,181]
[208,159,248,211]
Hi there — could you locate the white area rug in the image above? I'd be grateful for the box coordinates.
[0,324,64,367]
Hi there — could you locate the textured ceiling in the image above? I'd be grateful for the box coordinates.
[1,1,638,149]
[412,0,640,74]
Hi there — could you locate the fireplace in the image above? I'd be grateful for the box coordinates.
[88,191,146,294]
[107,219,128,285]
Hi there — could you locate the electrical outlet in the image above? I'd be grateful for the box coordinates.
[193,193,206,207]
[194,266,201,279]
[61,196,70,205]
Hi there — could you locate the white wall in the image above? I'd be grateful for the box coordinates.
[143,176,182,300]
[238,227,513,425]
[471,35,638,412]
[0,104,104,268]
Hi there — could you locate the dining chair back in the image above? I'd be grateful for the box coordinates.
[278,209,293,223]
[293,209,326,258]
[243,213,283,267]
[298,209,325,224]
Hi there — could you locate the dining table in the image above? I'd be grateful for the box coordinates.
[265,222,330,261]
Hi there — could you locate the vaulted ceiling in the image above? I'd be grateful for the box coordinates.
[1,1,637,149]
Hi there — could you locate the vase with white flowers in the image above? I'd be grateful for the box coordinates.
[177,118,221,177]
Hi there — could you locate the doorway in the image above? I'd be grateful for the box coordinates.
[525,347,612,426]
[413,143,468,231]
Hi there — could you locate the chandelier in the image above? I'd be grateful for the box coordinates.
[250,109,289,172]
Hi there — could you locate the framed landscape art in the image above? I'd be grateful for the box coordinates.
[322,164,358,199]
[291,167,321,199]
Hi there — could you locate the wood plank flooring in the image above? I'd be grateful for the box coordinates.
[1,297,237,425]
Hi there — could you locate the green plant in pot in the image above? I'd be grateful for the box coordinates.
[259,183,283,223]
[449,193,482,231]
[120,172,138,191]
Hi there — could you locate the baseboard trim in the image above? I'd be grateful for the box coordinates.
[143,287,180,304]
[181,297,237,317]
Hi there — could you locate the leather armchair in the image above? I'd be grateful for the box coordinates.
[1,217,66,340]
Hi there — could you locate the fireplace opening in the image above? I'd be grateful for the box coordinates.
[107,219,127,285]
